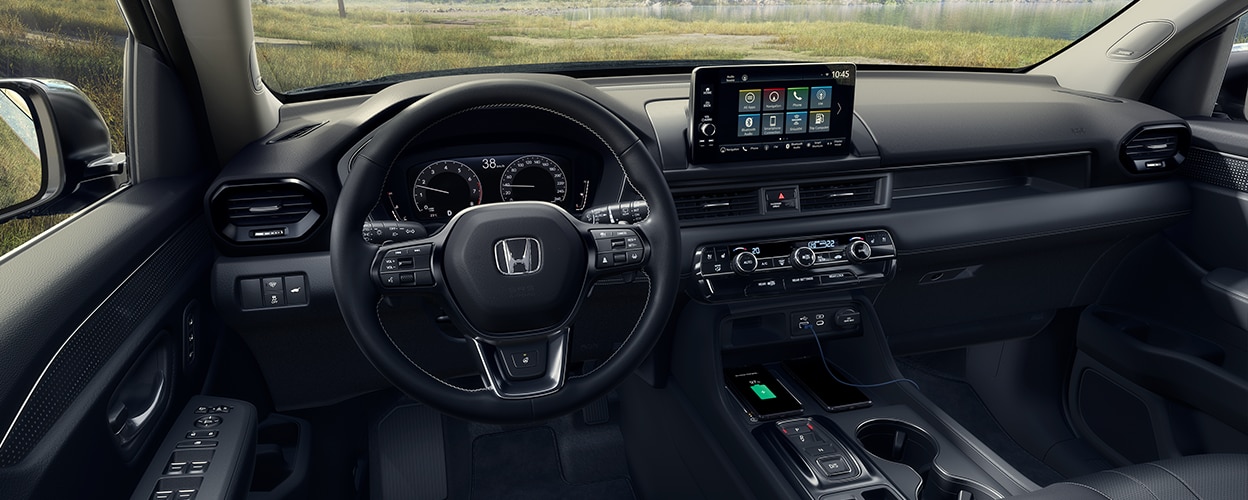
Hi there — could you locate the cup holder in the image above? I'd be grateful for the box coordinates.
[858,419,939,477]
[857,419,999,500]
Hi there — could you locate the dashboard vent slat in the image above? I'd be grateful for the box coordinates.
[798,179,880,212]
[210,180,325,243]
[673,189,760,221]
[1120,125,1188,173]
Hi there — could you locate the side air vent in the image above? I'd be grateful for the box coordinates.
[1120,125,1188,173]
[210,179,325,244]
[798,178,882,212]
[265,121,328,144]
[674,189,760,221]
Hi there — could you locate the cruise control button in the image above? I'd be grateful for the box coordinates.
[626,250,643,264]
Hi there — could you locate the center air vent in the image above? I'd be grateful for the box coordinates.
[674,189,760,221]
[1120,125,1188,173]
[798,178,881,211]
[210,179,325,244]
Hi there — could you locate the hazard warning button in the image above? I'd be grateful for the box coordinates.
[765,187,798,212]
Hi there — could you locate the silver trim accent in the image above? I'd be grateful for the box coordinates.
[494,237,542,276]
[469,331,569,399]
[0,213,174,453]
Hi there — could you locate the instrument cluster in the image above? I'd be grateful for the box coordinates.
[384,152,594,222]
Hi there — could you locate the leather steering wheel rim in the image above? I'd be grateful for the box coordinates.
[330,79,680,423]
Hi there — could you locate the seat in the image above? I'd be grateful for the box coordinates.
[1010,454,1248,499]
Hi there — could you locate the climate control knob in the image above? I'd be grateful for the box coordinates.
[732,252,759,274]
[791,247,816,269]
[847,240,872,263]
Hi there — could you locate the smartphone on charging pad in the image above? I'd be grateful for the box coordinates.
[724,365,803,420]
[784,357,873,412]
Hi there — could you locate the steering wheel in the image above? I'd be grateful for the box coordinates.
[330,79,680,423]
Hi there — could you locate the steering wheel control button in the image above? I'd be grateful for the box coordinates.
[193,415,222,428]
[381,244,436,288]
[816,456,852,477]
[185,431,217,439]
[596,254,614,269]
[499,344,546,380]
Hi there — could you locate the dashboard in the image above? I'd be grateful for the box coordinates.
[205,67,1192,412]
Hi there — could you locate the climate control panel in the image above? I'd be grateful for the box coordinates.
[693,230,896,301]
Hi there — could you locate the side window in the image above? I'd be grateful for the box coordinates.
[0,0,128,255]
[1215,16,1248,121]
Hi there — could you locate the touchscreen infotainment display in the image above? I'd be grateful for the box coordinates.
[689,63,855,164]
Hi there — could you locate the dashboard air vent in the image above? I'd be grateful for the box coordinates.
[798,178,881,212]
[1120,125,1188,173]
[210,180,325,244]
[674,189,760,221]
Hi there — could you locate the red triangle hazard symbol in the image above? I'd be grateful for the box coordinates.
[778,193,785,200]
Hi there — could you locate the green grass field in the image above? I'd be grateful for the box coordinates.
[0,112,41,210]
[250,4,1067,92]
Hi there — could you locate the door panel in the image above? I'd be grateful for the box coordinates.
[0,178,214,498]
[1068,118,1248,464]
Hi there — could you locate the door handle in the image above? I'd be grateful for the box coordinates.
[108,371,166,445]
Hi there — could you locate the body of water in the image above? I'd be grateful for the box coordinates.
[564,1,1130,41]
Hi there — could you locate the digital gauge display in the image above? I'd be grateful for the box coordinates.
[405,154,579,221]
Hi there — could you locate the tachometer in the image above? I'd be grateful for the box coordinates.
[500,155,567,204]
[411,160,482,219]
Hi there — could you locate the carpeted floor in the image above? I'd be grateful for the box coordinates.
[470,426,635,500]
[897,350,1066,487]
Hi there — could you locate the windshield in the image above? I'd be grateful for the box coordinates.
[252,0,1133,94]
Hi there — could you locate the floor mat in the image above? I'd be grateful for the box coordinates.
[898,351,1066,487]
[470,426,635,500]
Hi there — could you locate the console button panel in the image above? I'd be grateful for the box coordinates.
[694,230,896,301]
[775,418,863,483]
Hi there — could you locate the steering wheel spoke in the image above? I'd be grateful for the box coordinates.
[584,223,650,281]
[332,79,678,422]
[468,329,570,399]
[372,239,441,294]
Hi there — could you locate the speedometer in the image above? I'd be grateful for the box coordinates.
[500,155,567,204]
[411,160,482,219]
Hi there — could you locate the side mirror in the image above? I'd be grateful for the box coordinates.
[0,78,124,225]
